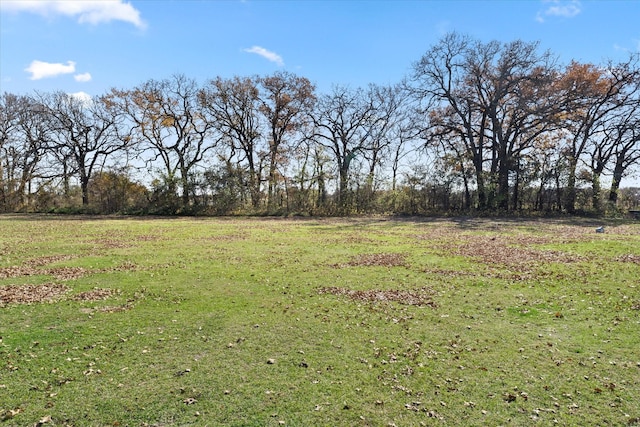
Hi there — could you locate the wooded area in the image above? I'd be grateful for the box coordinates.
[2,34,639,216]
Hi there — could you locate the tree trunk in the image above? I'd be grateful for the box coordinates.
[591,171,602,212]
[181,174,190,207]
[338,166,349,209]
[497,154,510,211]
[565,158,578,214]
[267,156,278,211]
[81,175,90,206]
[473,153,487,210]
[554,170,562,212]
[608,157,625,204]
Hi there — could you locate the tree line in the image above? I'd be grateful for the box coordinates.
[2,33,639,216]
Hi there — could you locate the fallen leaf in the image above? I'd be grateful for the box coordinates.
[504,393,517,402]
[36,415,52,425]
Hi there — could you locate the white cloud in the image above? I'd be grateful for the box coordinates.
[0,0,146,29]
[74,72,92,82]
[69,91,93,105]
[243,46,284,66]
[25,60,76,80]
[613,40,640,54]
[536,0,581,23]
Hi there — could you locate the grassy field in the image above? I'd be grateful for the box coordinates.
[0,215,639,426]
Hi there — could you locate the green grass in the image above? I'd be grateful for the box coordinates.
[1,215,639,426]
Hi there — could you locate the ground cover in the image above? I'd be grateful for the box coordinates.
[0,215,638,426]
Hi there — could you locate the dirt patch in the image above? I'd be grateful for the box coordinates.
[333,253,408,268]
[0,283,70,306]
[319,286,437,307]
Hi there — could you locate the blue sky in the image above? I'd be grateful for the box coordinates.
[1,0,639,99]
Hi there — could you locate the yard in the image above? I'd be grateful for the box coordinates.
[1,215,638,426]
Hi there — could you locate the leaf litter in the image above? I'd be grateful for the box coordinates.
[1,284,119,307]
[0,283,70,306]
[331,253,408,268]
[318,286,437,307]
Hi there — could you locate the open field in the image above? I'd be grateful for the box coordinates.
[1,215,639,426]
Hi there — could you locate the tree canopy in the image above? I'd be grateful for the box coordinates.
[1,34,639,216]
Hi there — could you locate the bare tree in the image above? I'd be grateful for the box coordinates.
[0,93,50,211]
[258,71,316,210]
[411,33,559,211]
[580,54,640,209]
[606,79,640,204]
[200,76,265,208]
[410,33,492,209]
[554,59,639,213]
[360,84,407,195]
[310,85,387,210]
[108,74,217,208]
[38,91,128,206]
